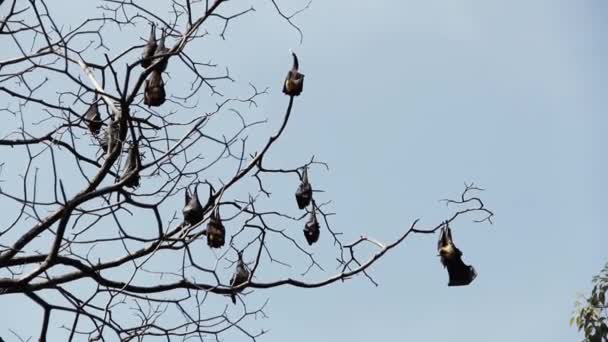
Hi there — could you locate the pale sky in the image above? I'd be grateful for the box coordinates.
[1,1,607,341]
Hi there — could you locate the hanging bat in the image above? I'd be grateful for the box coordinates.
[99,120,119,153]
[84,95,102,135]
[206,207,225,248]
[295,167,312,209]
[230,251,250,304]
[303,207,320,245]
[437,223,477,286]
[152,28,169,72]
[140,22,157,68]
[282,51,304,96]
[143,70,166,107]
[120,144,141,188]
[183,186,204,226]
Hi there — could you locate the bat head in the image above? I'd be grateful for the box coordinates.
[469,266,477,282]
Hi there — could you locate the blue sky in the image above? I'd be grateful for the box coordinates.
[1,0,607,341]
[216,1,608,340]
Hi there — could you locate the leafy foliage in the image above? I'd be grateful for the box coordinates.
[573,262,608,342]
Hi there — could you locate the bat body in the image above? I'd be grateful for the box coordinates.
[84,96,102,135]
[295,168,312,209]
[183,187,204,226]
[141,23,157,68]
[437,224,476,286]
[206,208,225,248]
[303,208,320,245]
[230,252,250,304]
[99,120,119,153]
[120,145,140,188]
[152,29,169,72]
[144,70,166,107]
[282,52,304,96]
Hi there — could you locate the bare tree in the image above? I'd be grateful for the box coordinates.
[0,1,494,341]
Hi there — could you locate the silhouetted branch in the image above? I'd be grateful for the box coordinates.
[0,1,494,340]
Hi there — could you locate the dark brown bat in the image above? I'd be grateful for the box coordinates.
[152,28,169,72]
[282,51,304,96]
[120,144,140,188]
[295,167,312,209]
[206,207,225,249]
[437,223,477,286]
[229,251,250,304]
[303,207,320,245]
[183,186,204,226]
[143,70,166,107]
[140,22,157,68]
[84,95,102,135]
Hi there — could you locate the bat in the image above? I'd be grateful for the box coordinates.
[143,70,166,107]
[120,144,140,188]
[437,223,477,286]
[99,120,119,153]
[295,167,312,209]
[303,207,320,245]
[152,28,169,72]
[84,94,102,135]
[229,251,250,304]
[140,22,157,68]
[282,51,304,96]
[206,207,225,249]
[183,186,204,226]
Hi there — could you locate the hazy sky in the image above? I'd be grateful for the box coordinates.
[1,0,607,341]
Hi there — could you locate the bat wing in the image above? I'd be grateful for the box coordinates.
[437,226,447,252]
[446,226,454,245]
[446,256,476,286]
[282,71,293,93]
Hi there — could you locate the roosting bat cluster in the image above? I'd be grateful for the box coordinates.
[179,185,225,248]
[294,167,320,245]
[0,2,499,341]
